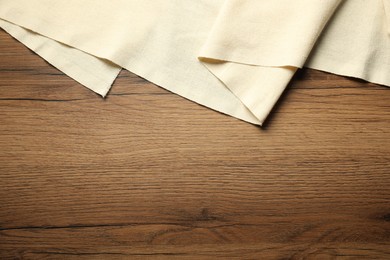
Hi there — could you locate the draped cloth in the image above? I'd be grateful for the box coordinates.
[0,0,389,125]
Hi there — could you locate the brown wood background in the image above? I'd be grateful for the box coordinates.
[0,29,389,259]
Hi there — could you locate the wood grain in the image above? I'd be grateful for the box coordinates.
[0,29,389,259]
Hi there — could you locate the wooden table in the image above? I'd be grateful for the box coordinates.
[0,29,389,259]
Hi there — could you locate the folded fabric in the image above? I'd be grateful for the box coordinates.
[199,0,342,122]
[0,0,388,125]
[0,19,121,96]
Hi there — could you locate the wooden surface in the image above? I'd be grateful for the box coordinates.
[0,29,389,259]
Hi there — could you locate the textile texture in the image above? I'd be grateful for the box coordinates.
[0,0,388,125]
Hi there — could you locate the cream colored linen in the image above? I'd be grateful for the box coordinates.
[199,0,342,122]
[0,0,388,125]
[383,0,390,34]
[0,19,121,96]
[0,0,261,124]
[305,0,390,86]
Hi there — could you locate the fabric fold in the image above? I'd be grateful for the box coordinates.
[199,0,342,123]
[305,0,390,87]
[0,19,121,97]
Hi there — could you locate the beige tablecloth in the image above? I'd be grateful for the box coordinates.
[0,0,388,125]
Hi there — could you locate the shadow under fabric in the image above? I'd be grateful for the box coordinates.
[0,0,388,125]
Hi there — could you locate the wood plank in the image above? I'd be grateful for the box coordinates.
[0,29,389,259]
